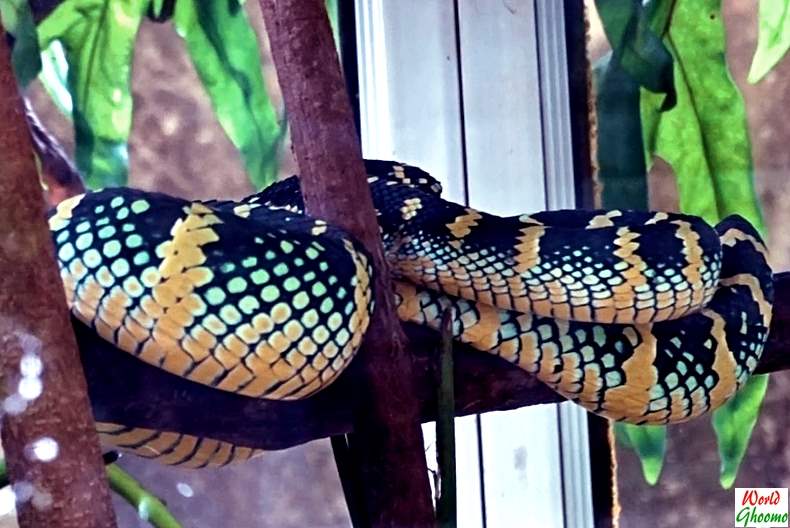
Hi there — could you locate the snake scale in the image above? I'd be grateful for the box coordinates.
[47,160,773,468]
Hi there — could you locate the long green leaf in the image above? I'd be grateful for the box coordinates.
[748,0,790,83]
[641,0,766,232]
[326,0,340,50]
[642,0,769,489]
[39,41,74,117]
[594,54,648,210]
[614,423,667,485]
[107,464,183,528]
[37,0,148,188]
[596,0,676,107]
[173,0,283,189]
[712,375,769,488]
[0,0,42,86]
[594,0,676,210]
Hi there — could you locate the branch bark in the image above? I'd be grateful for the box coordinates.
[79,319,560,451]
[0,25,116,528]
[256,1,434,525]
[78,270,790,453]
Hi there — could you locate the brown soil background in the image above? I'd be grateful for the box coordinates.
[3,1,789,526]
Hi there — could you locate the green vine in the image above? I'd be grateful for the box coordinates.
[0,457,182,527]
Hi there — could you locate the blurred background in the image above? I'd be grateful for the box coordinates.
[1,0,788,526]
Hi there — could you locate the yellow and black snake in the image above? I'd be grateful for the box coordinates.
[48,160,773,468]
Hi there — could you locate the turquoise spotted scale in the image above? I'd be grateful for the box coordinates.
[50,188,373,401]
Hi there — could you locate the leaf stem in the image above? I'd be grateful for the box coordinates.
[106,464,183,528]
[0,458,182,528]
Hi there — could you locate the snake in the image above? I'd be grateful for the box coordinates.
[47,160,773,468]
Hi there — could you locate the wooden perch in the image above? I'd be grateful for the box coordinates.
[0,26,116,528]
[78,318,560,451]
[79,272,790,452]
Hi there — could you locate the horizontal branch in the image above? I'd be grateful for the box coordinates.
[80,273,790,451]
[79,319,559,452]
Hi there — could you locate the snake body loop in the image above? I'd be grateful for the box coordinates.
[49,160,773,467]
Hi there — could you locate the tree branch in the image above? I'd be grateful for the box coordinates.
[78,319,559,451]
[78,270,790,453]
[0,24,116,528]
[256,1,434,525]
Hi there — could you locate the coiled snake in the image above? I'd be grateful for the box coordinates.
[48,161,773,468]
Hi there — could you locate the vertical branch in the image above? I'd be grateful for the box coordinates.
[256,1,435,525]
[0,24,117,528]
[436,310,457,528]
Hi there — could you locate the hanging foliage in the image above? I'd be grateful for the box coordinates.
[748,0,790,83]
[37,0,148,188]
[173,0,283,189]
[14,0,284,190]
[596,0,771,488]
[594,0,675,210]
[0,0,41,85]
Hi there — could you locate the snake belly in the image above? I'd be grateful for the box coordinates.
[48,160,773,465]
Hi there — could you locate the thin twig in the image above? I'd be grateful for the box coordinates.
[436,309,457,528]
[105,465,183,528]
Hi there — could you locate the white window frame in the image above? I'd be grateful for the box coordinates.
[355,1,593,527]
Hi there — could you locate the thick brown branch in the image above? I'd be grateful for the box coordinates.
[79,271,790,452]
[0,26,116,528]
[256,1,434,524]
[79,319,560,451]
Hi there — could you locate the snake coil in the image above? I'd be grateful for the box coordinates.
[48,160,773,468]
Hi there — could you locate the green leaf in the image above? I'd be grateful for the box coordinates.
[595,0,676,108]
[613,421,633,449]
[615,423,667,485]
[641,0,766,234]
[151,0,165,18]
[748,0,790,83]
[39,41,73,117]
[37,0,148,188]
[593,0,676,210]
[0,0,42,86]
[713,375,769,489]
[174,0,283,190]
[641,0,769,490]
[326,0,340,50]
[594,53,648,210]
[107,464,184,528]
